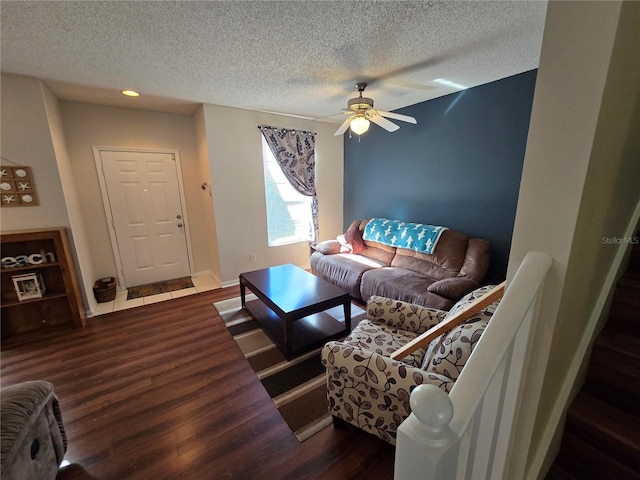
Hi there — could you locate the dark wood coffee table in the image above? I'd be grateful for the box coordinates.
[239,263,351,359]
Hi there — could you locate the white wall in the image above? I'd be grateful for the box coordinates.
[507,1,640,476]
[0,74,70,229]
[194,106,221,283]
[41,85,97,312]
[0,74,95,311]
[202,104,344,285]
[59,102,209,284]
[1,74,344,312]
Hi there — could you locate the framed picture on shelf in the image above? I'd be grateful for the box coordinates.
[12,272,46,301]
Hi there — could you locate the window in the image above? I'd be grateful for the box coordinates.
[262,136,313,246]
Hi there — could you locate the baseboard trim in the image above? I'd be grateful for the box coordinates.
[221,278,240,288]
[193,270,221,287]
[221,263,312,288]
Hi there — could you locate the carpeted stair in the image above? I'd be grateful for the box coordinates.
[546,237,640,479]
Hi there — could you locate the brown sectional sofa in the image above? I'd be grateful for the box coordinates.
[310,218,491,310]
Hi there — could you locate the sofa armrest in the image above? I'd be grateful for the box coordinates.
[427,277,480,301]
[459,238,491,281]
[366,295,446,334]
[1,381,67,479]
[322,341,454,398]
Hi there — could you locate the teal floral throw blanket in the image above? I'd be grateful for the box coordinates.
[362,218,448,255]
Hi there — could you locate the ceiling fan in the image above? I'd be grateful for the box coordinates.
[334,82,417,136]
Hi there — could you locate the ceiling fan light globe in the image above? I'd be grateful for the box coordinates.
[350,117,370,135]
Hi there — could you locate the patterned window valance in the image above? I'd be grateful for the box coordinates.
[257,125,316,137]
[258,125,318,243]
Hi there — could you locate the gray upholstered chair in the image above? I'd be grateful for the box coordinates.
[1,381,67,480]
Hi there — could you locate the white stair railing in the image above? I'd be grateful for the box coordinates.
[395,251,553,479]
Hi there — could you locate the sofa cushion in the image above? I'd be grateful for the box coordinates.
[422,285,500,380]
[343,319,426,368]
[459,238,492,281]
[407,292,456,311]
[343,219,365,254]
[391,229,470,279]
[360,240,396,265]
[313,239,341,255]
[310,251,386,300]
[360,268,438,305]
[427,277,480,300]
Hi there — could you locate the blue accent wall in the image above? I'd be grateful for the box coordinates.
[343,70,537,282]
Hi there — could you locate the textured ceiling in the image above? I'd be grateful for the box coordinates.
[0,1,548,120]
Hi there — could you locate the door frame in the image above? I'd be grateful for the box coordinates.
[92,146,195,289]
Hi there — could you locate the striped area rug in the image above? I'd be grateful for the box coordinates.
[214,294,367,442]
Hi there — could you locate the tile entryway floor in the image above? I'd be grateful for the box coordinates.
[92,274,218,316]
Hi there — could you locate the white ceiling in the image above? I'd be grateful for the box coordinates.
[0,1,548,120]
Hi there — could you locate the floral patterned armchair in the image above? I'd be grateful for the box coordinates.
[321,286,498,445]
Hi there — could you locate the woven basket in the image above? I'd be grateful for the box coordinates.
[93,277,116,303]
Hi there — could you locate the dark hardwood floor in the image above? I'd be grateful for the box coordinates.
[1,286,395,480]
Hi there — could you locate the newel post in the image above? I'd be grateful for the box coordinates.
[395,384,460,480]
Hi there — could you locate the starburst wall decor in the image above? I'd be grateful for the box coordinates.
[0,165,39,207]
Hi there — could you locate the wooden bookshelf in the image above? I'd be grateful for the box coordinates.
[1,227,86,340]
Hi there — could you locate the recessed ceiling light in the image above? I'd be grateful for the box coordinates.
[121,90,140,97]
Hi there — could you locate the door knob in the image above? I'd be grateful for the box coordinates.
[176,214,182,219]
[177,223,183,228]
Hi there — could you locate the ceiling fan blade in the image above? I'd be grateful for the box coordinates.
[376,110,417,124]
[334,116,353,136]
[368,112,400,132]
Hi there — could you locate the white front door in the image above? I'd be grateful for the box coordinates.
[98,150,190,287]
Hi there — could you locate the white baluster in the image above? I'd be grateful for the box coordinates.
[395,384,459,479]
